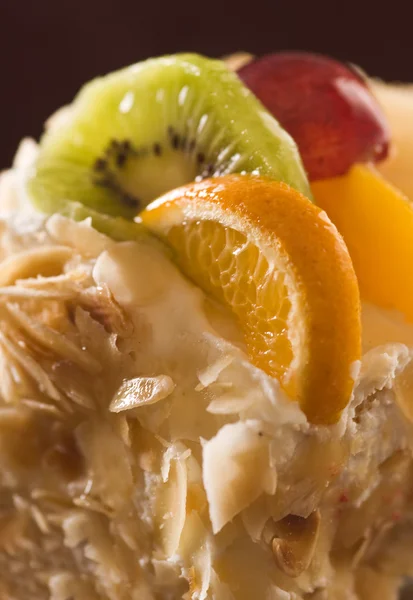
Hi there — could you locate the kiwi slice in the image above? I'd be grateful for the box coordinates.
[28,54,310,222]
[54,199,149,242]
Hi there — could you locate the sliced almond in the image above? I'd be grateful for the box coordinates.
[0,246,72,286]
[46,214,113,258]
[271,510,321,578]
[109,375,175,413]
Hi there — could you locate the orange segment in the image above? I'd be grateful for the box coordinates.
[142,175,361,424]
[312,165,413,322]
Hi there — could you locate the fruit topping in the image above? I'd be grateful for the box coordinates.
[239,52,390,180]
[27,54,310,223]
[142,175,361,424]
[372,81,413,201]
[50,199,149,242]
[312,165,413,321]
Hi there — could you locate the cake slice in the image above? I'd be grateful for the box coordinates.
[2,52,413,600]
[1,135,413,600]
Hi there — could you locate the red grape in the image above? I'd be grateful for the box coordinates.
[238,52,390,180]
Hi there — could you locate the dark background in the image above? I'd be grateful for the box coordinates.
[0,0,412,169]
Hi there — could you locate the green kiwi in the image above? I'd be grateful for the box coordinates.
[28,53,310,223]
[54,199,149,242]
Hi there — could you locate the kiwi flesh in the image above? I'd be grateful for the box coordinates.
[28,54,311,222]
[54,199,150,242]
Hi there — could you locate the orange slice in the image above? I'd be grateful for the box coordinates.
[312,165,413,322]
[142,175,361,424]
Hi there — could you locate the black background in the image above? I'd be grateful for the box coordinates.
[1,0,413,168]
